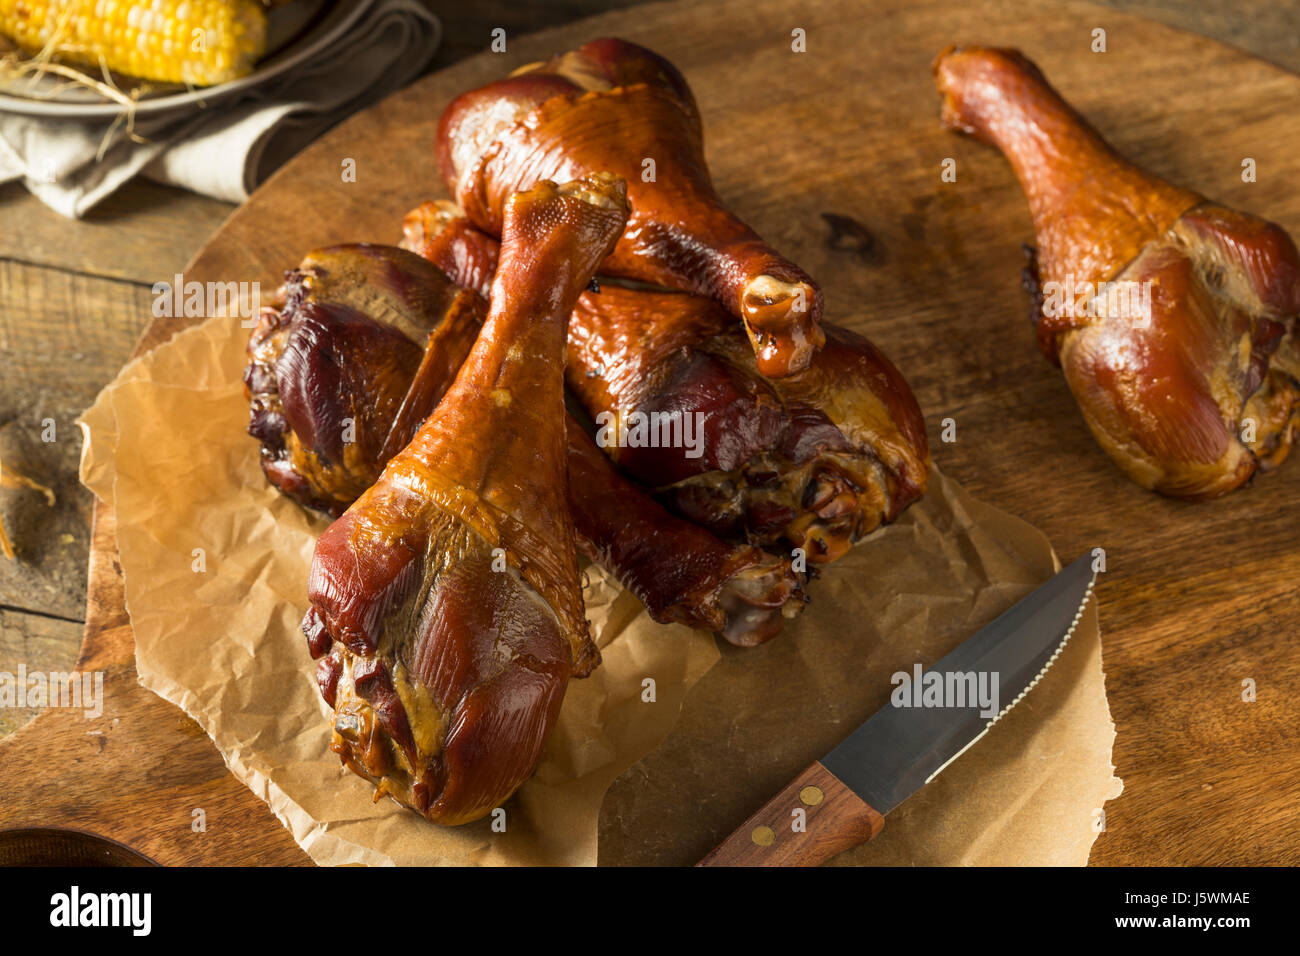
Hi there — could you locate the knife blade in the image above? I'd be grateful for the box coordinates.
[696,551,1097,866]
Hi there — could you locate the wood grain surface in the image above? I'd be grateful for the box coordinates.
[697,762,885,866]
[1,0,1298,866]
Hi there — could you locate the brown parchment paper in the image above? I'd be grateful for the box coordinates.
[79,311,1121,866]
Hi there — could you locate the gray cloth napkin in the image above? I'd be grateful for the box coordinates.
[0,0,440,218]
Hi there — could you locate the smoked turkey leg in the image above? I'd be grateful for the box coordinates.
[935,46,1300,498]
[437,37,826,378]
[302,174,626,825]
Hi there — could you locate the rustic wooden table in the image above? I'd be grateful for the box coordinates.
[1,0,1297,865]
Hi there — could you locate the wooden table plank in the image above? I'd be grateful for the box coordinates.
[0,261,155,619]
[0,180,233,284]
[1106,0,1300,74]
[0,608,83,736]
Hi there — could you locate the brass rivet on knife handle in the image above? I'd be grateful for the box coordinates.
[697,761,884,867]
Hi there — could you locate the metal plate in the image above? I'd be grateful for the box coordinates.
[0,1,367,120]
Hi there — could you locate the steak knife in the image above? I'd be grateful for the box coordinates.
[697,552,1097,866]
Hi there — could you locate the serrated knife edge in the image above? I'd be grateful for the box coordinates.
[922,570,1096,787]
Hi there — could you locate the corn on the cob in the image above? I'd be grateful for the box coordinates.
[0,0,269,87]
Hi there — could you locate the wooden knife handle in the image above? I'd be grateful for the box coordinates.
[696,761,884,866]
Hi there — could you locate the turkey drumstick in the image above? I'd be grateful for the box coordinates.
[303,174,626,825]
[436,37,826,378]
[934,46,1300,498]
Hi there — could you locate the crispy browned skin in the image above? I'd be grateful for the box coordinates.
[304,174,627,825]
[571,288,929,562]
[935,46,1300,498]
[404,202,930,564]
[245,244,485,516]
[436,37,825,378]
[245,243,806,645]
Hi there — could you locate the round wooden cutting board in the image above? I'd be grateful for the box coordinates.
[2,0,1297,865]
